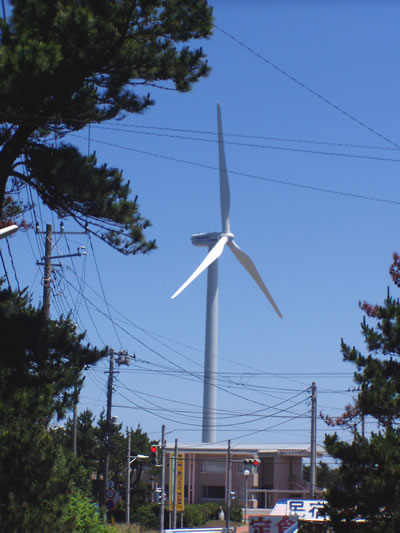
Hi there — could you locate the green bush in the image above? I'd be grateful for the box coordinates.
[63,490,109,533]
[182,504,207,527]
[133,503,160,530]
[202,502,220,521]
[229,499,242,523]
[182,502,223,527]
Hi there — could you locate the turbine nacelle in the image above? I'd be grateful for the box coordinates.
[192,231,234,248]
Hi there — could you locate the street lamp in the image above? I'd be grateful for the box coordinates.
[243,469,250,525]
[126,449,149,524]
[0,224,18,239]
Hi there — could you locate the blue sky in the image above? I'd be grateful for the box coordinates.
[4,1,400,453]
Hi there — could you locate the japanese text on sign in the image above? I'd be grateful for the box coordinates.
[287,500,327,521]
[169,452,185,512]
[249,515,298,533]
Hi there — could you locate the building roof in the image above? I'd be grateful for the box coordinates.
[165,442,325,457]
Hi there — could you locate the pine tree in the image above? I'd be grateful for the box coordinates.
[324,255,400,532]
[0,287,106,531]
[0,0,213,253]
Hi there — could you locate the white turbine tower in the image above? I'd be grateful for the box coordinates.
[172,103,282,443]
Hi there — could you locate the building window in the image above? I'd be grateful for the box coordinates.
[200,460,225,474]
[201,485,225,499]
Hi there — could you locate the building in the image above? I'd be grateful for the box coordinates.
[165,442,324,509]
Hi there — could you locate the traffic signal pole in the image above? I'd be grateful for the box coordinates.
[160,425,166,533]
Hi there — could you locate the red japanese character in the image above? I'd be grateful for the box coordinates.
[276,516,296,533]
[249,517,272,533]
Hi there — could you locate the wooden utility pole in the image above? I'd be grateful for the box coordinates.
[37,222,87,455]
[42,224,53,320]
[104,350,115,505]
[37,222,87,320]
[73,385,78,456]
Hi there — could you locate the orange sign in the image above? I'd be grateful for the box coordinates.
[169,452,185,512]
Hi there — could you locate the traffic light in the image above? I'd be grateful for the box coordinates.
[243,457,259,466]
[150,445,158,466]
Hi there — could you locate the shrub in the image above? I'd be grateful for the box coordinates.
[133,503,160,530]
[182,504,207,527]
[229,499,242,523]
[202,502,220,521]
[63,490,109,533]
[182,502,223,527]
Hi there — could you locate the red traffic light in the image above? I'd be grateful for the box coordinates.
[243,457,260,465]
[150,445,158,465]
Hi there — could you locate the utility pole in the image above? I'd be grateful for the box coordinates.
[226,439,232,532]
[126,429,131,524]
[37,222,87,320]
[104,350,115,512]
[172,438,178,529]
[42,224,53,320]
[38,222,87,455]
[310,382,317,498]
[73,385,78,456]
[160,425,166,533]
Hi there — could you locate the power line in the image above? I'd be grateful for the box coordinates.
[4,109,400,154]
[88,233,123,348]
[93,124,400,163]
[64,276,314,412]
[72,134,400,206]
[214,23,400,149]
[6,237,21,292]
[116,377,310,422]
[92,121,400,153]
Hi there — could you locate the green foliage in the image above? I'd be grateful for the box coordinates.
[182,504,208,527]
[182,502,229,527]
[0,0,213,254]
[324,258,400,531]
[228,498,243,523]
[56,413,155,516]
[201,501,220,521]
[64,490,109,533]
[0,442,75,532]
[325,431,400,531]
[0,286,107,531]
[132,503,160,530]
[303,461,341,491]
[298,523,332,532]
[0,287,106,421]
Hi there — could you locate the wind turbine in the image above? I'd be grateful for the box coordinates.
[171,103,282,443]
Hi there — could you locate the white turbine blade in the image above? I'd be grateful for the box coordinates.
[171,235,229,299]
[228,240,282,318]
[217,103,231,234]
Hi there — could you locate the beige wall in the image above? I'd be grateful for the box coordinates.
[165,451,306,507]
